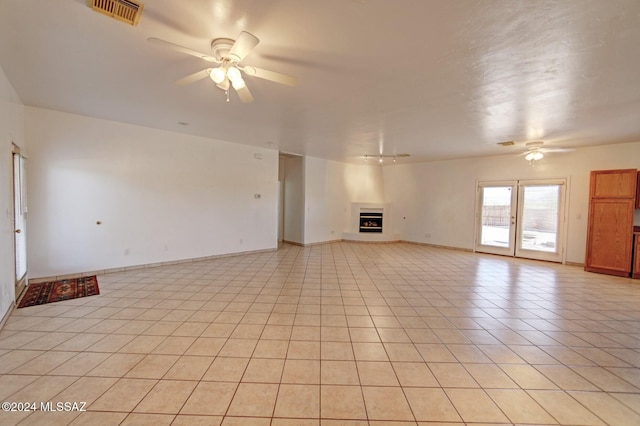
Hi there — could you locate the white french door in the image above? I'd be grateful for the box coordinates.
[476,179,566,262]
[476,181,518,256]
[13,148,27,298]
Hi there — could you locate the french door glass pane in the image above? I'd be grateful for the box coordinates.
[480,186,512,248]
[519,185,560,253]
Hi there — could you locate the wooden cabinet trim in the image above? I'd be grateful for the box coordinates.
[636,171,640,209]
[633,233,640,279]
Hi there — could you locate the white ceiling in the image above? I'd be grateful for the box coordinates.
[1,0,639,163]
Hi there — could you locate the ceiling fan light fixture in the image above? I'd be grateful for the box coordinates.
[227,66,242,83]
[210,67,226,84]
[231,77,246,90]
[525,151,544,162]
[216,78,230,91]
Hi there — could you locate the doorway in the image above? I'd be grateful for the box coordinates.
[12,145,27,299]
[475,179,567,262]
[279,153,305,245]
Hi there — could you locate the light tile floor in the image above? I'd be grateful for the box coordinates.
[1,242,640,425]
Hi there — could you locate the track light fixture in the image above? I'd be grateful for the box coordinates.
[362,153,410,164]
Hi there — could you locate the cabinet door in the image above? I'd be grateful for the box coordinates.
[590,169,637,198]
[585,199,635,276]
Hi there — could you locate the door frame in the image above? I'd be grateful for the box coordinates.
[514,179,568,263]
[474,178,569,263]
[475,180,518,256]
[12,143,27,300]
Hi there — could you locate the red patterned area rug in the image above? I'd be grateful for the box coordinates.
[18,276,100,308]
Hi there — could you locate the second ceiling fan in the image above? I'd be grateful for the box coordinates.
[519,141,575,164]
[148,31,297,103]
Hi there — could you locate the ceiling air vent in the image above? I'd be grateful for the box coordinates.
[497,140,515,147]
[87,0,144,26]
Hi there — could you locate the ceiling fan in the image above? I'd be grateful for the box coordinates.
[519,141,574,164]
[148,31,297,103]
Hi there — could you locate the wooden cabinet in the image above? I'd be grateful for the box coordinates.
[585,199,636,276]
[585,169,637,277]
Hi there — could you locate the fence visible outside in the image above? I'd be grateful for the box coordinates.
[481,206,557,251]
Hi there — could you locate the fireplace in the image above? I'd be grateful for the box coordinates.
[359,212,383,233]
[344,203,397,242]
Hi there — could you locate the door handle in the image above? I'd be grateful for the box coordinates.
[15,229,21,233]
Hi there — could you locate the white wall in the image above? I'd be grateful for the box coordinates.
[304,157,385,245]
[10,94,640,289]
[303,157,347,244]
[384,141,640,263]
[25,107,279,278]
[0,67,24,322]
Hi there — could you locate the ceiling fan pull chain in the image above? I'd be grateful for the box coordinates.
[226,89,230,103]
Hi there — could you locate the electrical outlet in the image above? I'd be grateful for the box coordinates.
[124,248,130,256]
[425,233,431,239]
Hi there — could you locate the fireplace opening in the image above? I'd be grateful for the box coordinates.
[359,212,383,233]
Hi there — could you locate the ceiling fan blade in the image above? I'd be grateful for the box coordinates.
[243,66,297,86]
[543,148,575,153]
[147,37,219,63]
[259,53,348,73]
[234,84,254,103]
[228,31,259,62]
[175,68,212,86]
